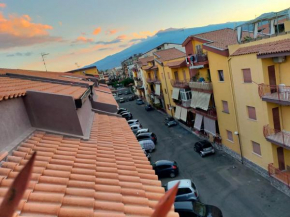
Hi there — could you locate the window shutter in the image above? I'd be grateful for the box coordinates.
[222,101,229,113]
[247,106,256,120]
[227,130,233,141]
[243,69,252,83]
[252,141,261,155]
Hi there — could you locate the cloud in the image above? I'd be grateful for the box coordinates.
[73,36,93,43]
[129,38,146,42]
[6,52,33,57]
[131,31,157,40]
[95,35,127,45]
[93,27,101,35]
[0,12,62,49]
[106,29,118,35]
[0,3,6,8]
[58,21,62,26]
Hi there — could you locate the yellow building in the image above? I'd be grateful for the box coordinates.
[67,65,99,77]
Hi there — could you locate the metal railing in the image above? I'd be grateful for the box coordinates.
[186,53,208,65]
[263,125,290,147]
[268,163,290,187]
[146,78,161,84]
[171,79,190,88]
[258,83,290,103]
[189,82,213,92]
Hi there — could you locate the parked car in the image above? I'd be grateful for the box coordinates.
[118,92,123,95]
[136,128,149,136]
[131,124,142,134]
[124,90,130,95]
[139,140,155,153]
[194,140,215,157]
[121,112,133,120]
[136,99,144,105]
[143,149,151,160]
[174,200,223,217]
[153,160,179,178]
[145,104,154,111]
[137,132,157,144]
[119,97,125,103]
[127,119,139,126]
[128,95,135,101]
[164,116,174,124]
[165,179,199,201]
[117,108,127,114]
[119,110,130,116]
[166,120,178,127]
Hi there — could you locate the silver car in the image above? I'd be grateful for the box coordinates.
[127,119,139,126]
[139,140,155,153]
[166,179,199,202]
[131,124,142,134]
[136,128,149,136]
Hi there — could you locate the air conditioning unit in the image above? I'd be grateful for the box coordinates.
[273,56,286,63]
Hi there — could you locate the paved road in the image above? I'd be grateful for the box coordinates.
[120,101,290,217]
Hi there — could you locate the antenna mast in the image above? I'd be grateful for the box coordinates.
[41,53,49,71]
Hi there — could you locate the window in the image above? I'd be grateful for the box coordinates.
[252,141,261,155]
[177,188,192,195]
[174,71,179,81]
[227,130,233,142]
[242,69,252,83]
[247,106,256,120]
[218,70,224,81]
[222,101,229,113]
[180,89,192,101]
[195,45,202,54]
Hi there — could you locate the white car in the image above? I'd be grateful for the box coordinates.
[136,128,149,136]
[139,140,155,153]
[166,179,199,201]
[131,124,142,134]
[127,119,139,126]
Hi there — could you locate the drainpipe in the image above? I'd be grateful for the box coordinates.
[228,57,244,164]
[162,63,174,117]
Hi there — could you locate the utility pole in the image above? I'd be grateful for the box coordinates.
[41,53,49,71]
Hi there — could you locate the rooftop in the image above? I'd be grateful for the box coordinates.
[166,59,187,68]
[138,56,154,66]
[154,48,185,63]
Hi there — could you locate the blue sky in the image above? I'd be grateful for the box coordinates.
[0,0,289,71]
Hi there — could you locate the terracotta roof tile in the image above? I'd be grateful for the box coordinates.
[95,84,112,93]
[142,65,153,70]
[138,56,154,66]
[94,89,118,106]
[0,68,94,86]
[0,113,178,216]
[166,59,187,68]
[154,48,185,63]
[0,77,88,101]
[231,38,290,56]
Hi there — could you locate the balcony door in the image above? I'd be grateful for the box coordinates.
[174,71,179,81]
[268,65,277,93]
[277,147,285,171]
[272,107,281,131]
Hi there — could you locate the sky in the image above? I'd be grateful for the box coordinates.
[0,0,289,72]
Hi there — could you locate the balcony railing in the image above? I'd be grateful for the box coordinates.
[182,100,191,108]
[263,125,290,148]
[189,82,213,92]
[268,163,290,187]
[191,107,217,120]
[134,77,141,81]
[171,79,190,88]
[187,53,208,66]
[258,83,290,105]
[146,78,161,84]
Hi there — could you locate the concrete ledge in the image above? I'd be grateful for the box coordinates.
[92,108,122,117]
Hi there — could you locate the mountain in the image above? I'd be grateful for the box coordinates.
[88,21,245,70]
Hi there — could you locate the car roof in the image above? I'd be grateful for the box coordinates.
[167,179,192,189]
[137,132,153,137]
[139,140,154,145]
[128,119,138,122]
[174,201,193,211]
[154,160,174,166]
[131,124,141,128]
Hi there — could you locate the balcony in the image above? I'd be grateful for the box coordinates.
[147,78,155,83]
[190,107,217,120]
[263,125,290,148]
[268,163,290,187]
[189,81,213,93]
[258,83,290,105]
[171,79,190,88]
[187,53,209,68]
[134,77,141,81]
[146,78,161,84]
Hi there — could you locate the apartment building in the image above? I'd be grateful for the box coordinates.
[67,65,99,77]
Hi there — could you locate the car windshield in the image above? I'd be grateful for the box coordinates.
[192,202,206,216]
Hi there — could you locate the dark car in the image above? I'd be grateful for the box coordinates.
[145,104,154,111]
[166,120,178,127]
[124,90,130,95]
[119,97,125,103]
[153,160,179,178]
[117,108,127,114]
[128,95,135,101]
[121,112,132,120]
[174,200,223,217]
[136,99,144,105]
[165,116,174,123]
[194,140,215,157]
[137,132,157,144]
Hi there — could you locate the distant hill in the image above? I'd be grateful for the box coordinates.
[87,21,245,70]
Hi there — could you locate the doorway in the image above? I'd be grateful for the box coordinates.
[272,107,281,131]
[268,65,276,93]
[277,147,285,171]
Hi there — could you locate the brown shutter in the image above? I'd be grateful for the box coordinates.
[252,141,261,155]
[227,130,233,141]
[222,101,229,113]
[272,107,281,131]
[242,69,252,83]
[247,106,256,120]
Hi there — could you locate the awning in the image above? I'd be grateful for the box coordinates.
[194,114,203,131]
[180,107,188,122]
[154,96,160,104]
[155,84,161,96]
[172,88,180,100]
[174,106,181,119]
[196,92,211,110]
[190,91,199,108]
[204,117,216,136]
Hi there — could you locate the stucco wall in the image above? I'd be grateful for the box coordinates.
[0,98,32,152]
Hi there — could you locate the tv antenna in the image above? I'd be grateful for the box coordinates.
[41,53,49,71]
[75,62,80,68]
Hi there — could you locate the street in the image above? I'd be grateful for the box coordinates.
[120,100,290,217]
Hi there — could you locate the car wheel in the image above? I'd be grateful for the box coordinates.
[169,172,176,178]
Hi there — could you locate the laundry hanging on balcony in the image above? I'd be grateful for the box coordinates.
[194,113,203,131]
[174,105,182,119]
[172,87,180,100]
[155,84,161,96]
[154,96,160,104]
[180,107,188,122]
[204,117,216,136]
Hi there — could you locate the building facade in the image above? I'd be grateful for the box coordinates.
[67,65,99,77]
